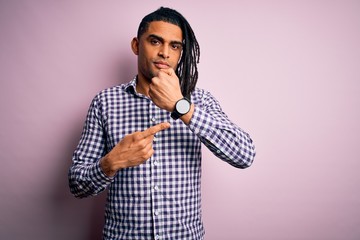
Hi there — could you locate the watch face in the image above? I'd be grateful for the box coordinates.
[176,99,191,114]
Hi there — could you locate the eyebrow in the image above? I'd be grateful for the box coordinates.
[148,34,183,46]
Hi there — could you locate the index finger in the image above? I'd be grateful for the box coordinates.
[159,67,176,76]
[141,122,171,138]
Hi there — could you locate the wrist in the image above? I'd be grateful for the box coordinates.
[171,97,191,120]
[100,155,118,177]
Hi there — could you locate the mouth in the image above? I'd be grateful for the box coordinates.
[154,61,170,69]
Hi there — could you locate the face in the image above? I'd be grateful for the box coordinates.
[131,21,183,83]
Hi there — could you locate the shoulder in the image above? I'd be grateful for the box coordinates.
[191,87,207,100]
[191,87,223,111]
[192,87,217,103]
[86,83,129,113]
[92,82,131,103]
[95,84,124,99]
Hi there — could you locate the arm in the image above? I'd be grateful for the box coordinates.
[99,122,170,177]
[187,91,256,168]
[68,97,112,198]
[148,68,255,168]
[68,95,171,198]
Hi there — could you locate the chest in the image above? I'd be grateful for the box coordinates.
[103,97,199,151]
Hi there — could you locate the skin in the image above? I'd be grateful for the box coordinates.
[100,21,195,176]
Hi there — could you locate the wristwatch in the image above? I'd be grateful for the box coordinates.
[171,97,191,120]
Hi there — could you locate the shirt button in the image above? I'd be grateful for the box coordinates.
[153,137,157,142]
[153,160,159,166]
[155,235,160,240]
[154,210,159,216]
[151,117,156,122]
[154,185,159,191]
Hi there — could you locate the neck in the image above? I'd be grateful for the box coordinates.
[135,75,150,97]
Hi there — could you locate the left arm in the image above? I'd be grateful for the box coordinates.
[185,91,256,168]
[149,69,255,168]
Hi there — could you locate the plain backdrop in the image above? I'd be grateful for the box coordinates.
[1,1,359,239]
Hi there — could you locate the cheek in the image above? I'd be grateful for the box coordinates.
[174,50,182,62]
[171,55,181,69]
[138,51,151,67]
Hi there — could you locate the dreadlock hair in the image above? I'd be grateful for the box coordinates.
[137,7,200,97]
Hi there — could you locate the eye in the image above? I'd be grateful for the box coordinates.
[171,44,182,50]
[150,39,160,45]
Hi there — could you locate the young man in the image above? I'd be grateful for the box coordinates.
[69,7,256,240]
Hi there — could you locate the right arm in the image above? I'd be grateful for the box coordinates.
[99,122,170,177]
[68,97,112,198]
[68,97,170,198]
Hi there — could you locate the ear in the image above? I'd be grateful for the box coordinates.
[131,37,139,55]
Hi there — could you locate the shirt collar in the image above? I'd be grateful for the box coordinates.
[124,76,137,93]
[124,76,149,99]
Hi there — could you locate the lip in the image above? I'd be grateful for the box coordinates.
[154,61,170,69]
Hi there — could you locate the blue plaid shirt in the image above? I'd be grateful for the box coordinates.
[69,78,255,240]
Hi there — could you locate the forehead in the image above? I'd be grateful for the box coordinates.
[143,21,183,42]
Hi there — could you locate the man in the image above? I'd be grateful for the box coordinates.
[69,7,256,240]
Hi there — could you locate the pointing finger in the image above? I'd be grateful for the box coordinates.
[141,122,171,139]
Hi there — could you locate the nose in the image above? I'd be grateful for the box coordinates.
[158,45,170,59]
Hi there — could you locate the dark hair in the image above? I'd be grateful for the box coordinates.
[137,7,200,97]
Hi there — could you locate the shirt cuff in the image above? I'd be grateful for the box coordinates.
[90,160,115,188]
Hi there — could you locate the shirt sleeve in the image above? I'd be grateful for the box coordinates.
[68,95,114,198]
[187,91,256,168]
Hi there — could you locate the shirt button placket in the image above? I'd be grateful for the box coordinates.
[154,210,160,216]
[149,103,163,239]
[150,103,157,125]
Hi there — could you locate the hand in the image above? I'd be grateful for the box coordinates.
[100,122,170,176]
[149,68,183,112]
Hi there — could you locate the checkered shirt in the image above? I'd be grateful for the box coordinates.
[69,78,256,240]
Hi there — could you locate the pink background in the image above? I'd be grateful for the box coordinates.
[1,1,360,239]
